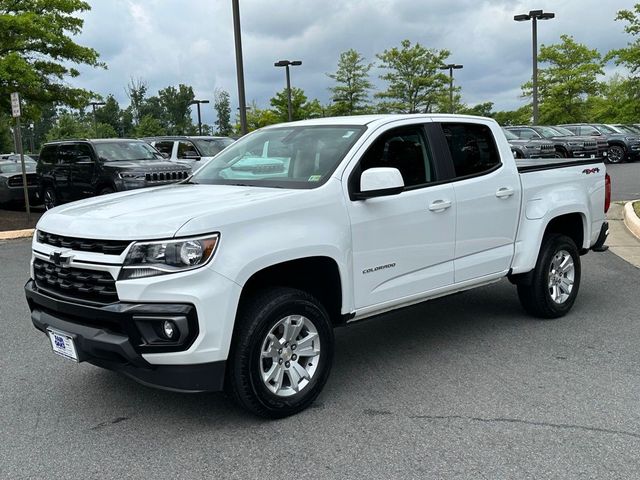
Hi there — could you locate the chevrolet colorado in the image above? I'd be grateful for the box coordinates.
[25,114,610,418]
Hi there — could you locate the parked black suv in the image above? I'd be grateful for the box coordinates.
[37,139,191,210]
[504,126,598,159]
[502,128,556,159]
[559,123,640,163]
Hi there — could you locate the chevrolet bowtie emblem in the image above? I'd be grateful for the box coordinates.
[49,250,71,266]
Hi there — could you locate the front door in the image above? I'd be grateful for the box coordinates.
[70,142,97,199]
[346,124,456,311]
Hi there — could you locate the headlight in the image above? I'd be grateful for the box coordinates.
[119,234,219,280]
[118,172,146,180]
[625,136,639,141]
[567,142,582,146]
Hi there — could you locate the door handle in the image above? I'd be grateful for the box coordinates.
[496,187,515,199]
[428,200,452,212]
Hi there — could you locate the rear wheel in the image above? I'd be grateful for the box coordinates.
[227,287,334,418]
[43,186,57,210]
[607,145,626,164]
[517,234,581,319]
[554,148,568,158]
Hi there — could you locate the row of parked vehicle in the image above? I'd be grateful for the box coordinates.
[0,135,234,209]
[503,123,640,164]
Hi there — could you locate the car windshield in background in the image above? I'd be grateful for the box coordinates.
[8,154,36,163]
[95,142,162,161]
[502,129,519,140]
[552,126,575,136]
[0,162,35,173]
[191,125,365,189]
[194,138,234,157]
[537,126,564,138]
[595,124,618,134]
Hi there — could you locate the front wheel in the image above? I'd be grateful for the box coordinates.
[43,186,57,210]
[227,287,334,418]
[517,234,581,319]
[607,145,626,164]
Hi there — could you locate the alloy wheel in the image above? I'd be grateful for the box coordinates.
[548,249,575,304]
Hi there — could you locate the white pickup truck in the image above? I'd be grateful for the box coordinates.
[26,114,611,418]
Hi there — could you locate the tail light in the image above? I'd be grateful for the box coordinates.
[604,173,611,213]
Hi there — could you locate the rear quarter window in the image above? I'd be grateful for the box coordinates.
[39,145,58,165]
[442,123,501,178]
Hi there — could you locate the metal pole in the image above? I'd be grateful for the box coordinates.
[15,118,31,222]
[449,67,454,114]
[197,102,203,135]
[92,103,98,138]
[232,0,248,135]
[532,16,538,124]
[285,65,293,122]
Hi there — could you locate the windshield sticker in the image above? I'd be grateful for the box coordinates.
[308,175,322,182]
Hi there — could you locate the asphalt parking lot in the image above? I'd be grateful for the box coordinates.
[1,236,639,479]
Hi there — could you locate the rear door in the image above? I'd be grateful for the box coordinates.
[54,144,76,202]
[438,121,522,283]
[345,122,456,310]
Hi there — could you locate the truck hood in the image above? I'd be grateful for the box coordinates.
[37,184,301,240]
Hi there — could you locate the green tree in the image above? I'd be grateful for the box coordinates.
[269,87,321,122]
[158,84,195,134]
[0,114,13,152]
[375,40,451,113]
[214,89,233,135]
[458,101,495,117]
[237,102,280,132]
[493,105,532,126]
[522,35,603,124]
[45,112,92,141]
[94,95,122,135]
[0,0,104,118]
[328,49,374,115]
[134,115,166,137]
[125,78,147,126]
[586,74,640,122]
[609,4,640,76]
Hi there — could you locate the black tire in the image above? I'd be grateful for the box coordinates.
[99,187,114,195]
[517,234,581,319]
[554,148,568,158]
[607,145,626,164]
[43,186,57,210]
[227,287,334,418]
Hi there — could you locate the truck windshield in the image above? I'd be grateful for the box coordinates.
[191,125,365,189]
[193,138,235,157]
[95,142,163,161]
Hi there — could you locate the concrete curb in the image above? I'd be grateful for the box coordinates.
[623,201,640,241]
[0,228,34,240]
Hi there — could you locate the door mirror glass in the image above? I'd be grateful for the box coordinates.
[357,167,404,199]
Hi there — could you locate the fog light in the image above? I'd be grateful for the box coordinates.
[163,320,177,339]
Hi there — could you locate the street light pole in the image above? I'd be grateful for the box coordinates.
[514,9,555,124]
[232,0,248,135]
[190,99,210,135]
[89,101,106,138]
[274,60,302,122]
[439,64,463,114]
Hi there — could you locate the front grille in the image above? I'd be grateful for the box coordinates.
[8,173,37,187]
[145,171,189,182]
[37,231,130,255]
[33,258,118,304]
[541,144,555,151]
[584,140,596,149]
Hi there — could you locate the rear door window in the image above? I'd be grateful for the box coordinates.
[39,145,58,164]
[442,123,501,178]
[57,144,78,164]
[154,141,174,156]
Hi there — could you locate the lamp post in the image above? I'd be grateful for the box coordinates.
[89,101,106,138]
[274,60,302,122]
[232,0,248,135]
[439,64,463,114]
[191,99,210,135]
[514,9,555,124]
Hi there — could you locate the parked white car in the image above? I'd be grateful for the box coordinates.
[143,135,234,169]
[26,114,610,418]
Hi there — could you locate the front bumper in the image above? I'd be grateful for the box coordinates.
[0,185,38,203]
[25,279,226,392]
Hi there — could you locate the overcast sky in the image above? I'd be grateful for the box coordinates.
[72,0,634,125]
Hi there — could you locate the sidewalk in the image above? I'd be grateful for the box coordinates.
[607,202,640,268]
[0,207,42,239]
